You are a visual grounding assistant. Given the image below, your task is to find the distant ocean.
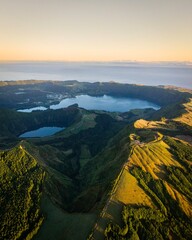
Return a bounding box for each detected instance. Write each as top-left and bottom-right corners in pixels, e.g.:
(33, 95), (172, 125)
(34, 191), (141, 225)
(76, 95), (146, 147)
(0, 61), (191, 89)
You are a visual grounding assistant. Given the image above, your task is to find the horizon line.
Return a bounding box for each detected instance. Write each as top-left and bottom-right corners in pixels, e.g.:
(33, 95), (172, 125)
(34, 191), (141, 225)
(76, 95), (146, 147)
(0, 60), (192, 63)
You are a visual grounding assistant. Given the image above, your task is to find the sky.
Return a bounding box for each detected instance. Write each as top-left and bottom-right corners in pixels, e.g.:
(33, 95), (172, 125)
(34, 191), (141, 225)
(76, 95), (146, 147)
(0, 0), (192, 62)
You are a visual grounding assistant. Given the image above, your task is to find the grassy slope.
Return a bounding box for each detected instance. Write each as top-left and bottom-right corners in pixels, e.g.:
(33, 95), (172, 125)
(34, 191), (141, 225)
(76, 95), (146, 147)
(126, 138), (191, 216)
(114, 169), (153, 207)
(100, 124), (192, 240)
(174, 98), (192, 126)
(0, 144), (45, 240)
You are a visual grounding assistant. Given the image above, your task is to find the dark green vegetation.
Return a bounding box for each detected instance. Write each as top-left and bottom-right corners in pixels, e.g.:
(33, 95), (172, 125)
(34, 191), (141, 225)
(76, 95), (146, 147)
(0, 80), (191, 112)
(165, 137), (192, 163)
(0, 145), (45, 240)
(0, 105), (80, 138)
(0, 80), (191, 240)
(33, 112), (128, 212)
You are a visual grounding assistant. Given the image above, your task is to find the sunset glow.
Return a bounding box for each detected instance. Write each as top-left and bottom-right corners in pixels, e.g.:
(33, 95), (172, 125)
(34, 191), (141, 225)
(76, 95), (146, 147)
(0, 0), (192, 62)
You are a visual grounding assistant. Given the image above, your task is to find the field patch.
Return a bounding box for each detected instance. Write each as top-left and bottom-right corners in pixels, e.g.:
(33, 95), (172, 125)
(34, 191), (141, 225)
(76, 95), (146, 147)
(113, 169), (153, 207)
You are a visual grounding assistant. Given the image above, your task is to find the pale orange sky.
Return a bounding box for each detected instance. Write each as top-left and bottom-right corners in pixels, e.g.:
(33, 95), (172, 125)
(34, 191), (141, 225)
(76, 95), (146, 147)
(0, 0), (192, 62)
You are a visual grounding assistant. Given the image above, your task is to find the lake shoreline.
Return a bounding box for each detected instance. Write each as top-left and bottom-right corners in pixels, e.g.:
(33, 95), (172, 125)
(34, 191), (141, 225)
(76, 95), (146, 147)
(17, 94), (160, 113)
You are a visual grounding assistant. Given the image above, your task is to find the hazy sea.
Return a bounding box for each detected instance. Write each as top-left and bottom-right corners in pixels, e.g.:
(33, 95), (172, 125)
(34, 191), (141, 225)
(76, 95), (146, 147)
(0, 61), (191, 89)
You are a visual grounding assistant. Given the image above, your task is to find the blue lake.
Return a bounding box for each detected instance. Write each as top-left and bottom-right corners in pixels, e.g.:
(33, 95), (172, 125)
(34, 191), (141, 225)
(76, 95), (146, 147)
(18, 95), (160, 113)
(19, 127), (64, 138)
(50, 95), (160, 112)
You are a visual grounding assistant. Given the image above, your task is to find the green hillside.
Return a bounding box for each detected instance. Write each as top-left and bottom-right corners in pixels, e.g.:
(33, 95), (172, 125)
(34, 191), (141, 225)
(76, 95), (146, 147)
(0, 81), (191, 240)
(0, 145), (45, 240)
(102, 134), (192, 240)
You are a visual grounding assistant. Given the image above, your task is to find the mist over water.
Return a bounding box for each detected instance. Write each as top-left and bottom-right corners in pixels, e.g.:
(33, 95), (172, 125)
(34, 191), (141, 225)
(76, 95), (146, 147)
(0, 61), (191, 88)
